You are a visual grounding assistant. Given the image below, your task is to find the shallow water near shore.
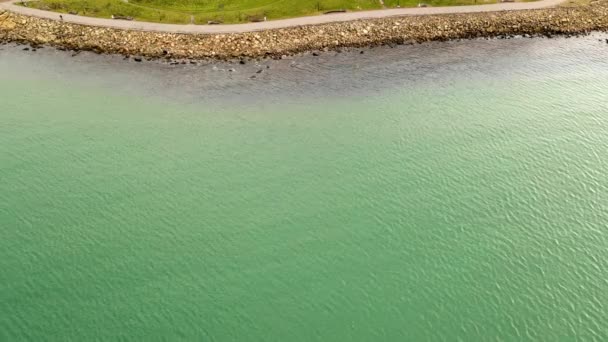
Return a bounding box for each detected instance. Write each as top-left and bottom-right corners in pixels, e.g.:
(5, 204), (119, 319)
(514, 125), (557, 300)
(2, 35), (608, 340)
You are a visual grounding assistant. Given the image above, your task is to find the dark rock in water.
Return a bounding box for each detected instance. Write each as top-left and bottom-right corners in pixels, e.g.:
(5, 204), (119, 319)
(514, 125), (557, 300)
(312, 52), (319, 56)
(23, 47), (29, 51)
(266, 65), (270, 69)
(239, 60), (246, 64)
(256, 69), (263, 73)
(228, 68), (235, 72)
(360, 50), (364, 54)
(250, 75), (256, 79)
(32, 48), (36, 52)
(605, 39), (608, 43)
(134, 57), (142, 62)
(190, 60), (197, 64)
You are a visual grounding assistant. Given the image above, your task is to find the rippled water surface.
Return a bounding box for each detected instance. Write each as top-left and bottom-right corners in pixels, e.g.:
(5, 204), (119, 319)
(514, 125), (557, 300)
(2, 35), (608, 340)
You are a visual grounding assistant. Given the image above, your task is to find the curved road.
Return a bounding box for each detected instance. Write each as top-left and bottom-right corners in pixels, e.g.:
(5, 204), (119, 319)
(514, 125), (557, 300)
(0, 0), (566, 33)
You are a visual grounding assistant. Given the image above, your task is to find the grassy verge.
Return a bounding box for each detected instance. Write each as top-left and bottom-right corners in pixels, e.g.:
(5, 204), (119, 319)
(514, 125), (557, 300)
(21, 0), (532, 24)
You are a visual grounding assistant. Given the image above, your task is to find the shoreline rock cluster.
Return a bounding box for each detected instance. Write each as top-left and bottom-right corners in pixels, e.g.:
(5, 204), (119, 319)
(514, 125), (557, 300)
(1, 1), (608, 60)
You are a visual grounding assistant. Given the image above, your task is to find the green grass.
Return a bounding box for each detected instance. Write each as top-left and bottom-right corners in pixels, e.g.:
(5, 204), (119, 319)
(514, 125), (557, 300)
(23, 0), (523, 24)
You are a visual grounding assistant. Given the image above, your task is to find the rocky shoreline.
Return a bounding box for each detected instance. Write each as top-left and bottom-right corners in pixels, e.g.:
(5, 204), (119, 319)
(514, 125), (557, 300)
(1, 1), (608, 60)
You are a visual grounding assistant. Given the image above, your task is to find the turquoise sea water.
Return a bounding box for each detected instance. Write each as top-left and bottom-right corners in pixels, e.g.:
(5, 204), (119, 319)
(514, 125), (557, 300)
(1, 36), (608, 340)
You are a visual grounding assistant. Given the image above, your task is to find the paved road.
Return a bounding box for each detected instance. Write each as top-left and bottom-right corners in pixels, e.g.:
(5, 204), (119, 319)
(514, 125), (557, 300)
(0, 0), (566, 34)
